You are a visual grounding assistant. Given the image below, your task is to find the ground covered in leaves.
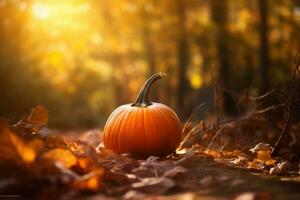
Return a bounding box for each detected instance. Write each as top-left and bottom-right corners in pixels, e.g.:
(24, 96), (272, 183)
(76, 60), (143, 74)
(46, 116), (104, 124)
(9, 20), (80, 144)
(1, 104), (300, 200)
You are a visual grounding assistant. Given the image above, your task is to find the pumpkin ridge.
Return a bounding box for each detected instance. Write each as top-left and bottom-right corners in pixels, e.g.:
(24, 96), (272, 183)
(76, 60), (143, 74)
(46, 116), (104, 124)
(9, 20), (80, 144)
(141, 108), (146, 156)
(126, 108), (137, 154)
(129, 107), (141, 155)
(135, 108), (144, 156)
(155, 106), (178, 152)
(106, 108), (121, 150)
(145, 107), (158, 155)
(115, 107), (131, 153)
(152, 106), (171, 154)
(103, 106), (124, 146)
(104, 107), (124, 149)
(156, 103), (182, 138)
(167, 107), (182, 149)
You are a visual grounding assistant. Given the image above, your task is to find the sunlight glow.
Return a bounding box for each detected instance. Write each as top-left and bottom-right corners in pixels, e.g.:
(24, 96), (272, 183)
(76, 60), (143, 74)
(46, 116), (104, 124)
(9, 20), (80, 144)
(32, 3), (49, 20)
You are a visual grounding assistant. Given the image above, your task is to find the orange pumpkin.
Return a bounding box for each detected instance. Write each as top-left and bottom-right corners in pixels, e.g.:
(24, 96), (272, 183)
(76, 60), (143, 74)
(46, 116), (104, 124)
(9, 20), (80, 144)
(103, 72), (182, 158)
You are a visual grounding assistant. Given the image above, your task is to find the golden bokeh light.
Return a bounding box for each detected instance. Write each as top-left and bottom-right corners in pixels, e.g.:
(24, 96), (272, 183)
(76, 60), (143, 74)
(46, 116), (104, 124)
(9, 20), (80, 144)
(32, 3), (49, 20)
(2, 0), (297, 128)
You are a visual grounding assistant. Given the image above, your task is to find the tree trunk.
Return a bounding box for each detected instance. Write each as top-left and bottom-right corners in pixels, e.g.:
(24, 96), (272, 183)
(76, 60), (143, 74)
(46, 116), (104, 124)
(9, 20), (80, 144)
(177, 0), (189, 117)
(211, 0), (236, 115)
(258, 0), (270, 93)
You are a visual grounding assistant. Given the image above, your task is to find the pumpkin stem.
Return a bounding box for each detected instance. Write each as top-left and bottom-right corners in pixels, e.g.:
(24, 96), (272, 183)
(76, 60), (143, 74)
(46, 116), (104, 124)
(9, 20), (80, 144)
(132, 72), (166, 107)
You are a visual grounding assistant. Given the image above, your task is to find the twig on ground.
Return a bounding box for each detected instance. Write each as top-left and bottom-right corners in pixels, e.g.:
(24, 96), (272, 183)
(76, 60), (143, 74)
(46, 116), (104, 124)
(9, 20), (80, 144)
(247, 88), (277, 101)
(207, 127), (225, 149)
(179, 103), (206, 149)
(178, 121), (204, 150)
(272, 53), (300, 156)
(250, 103), (286, 116)
(271, 112), (292, 156)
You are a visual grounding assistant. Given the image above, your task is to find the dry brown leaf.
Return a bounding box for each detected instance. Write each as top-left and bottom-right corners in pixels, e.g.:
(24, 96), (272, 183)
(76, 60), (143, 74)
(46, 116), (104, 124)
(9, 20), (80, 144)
(204, 148), (220, 159)
(72, 168), (104, 191)
(133, 156), (176, 177)
(264, 159), (276, 166)
(257, 150), (271, 161)
(26, 105), (49, 125)
(269, 161), (289, 175)
(43, 148), (77, 168)
(162, 166), (188, 179)
(231, 156), (249, 166)
(74, 157), (96, 174)
(247, 159), (265, 170)
(43, 134), (68, 149)
(250, 143), (272, 161)
(54, 161), (79, 182)
(132, 177), (175, 194)
(0, 122), (36, 165)
(97, 147), (139, 175)
(14, 105), (49, 134)
(249, 143), (277, 168)
(28, 138), (45, 153)
(199, 176), (218, 187)
(79, 129), (102, 149)
(222, 150), (241, 158)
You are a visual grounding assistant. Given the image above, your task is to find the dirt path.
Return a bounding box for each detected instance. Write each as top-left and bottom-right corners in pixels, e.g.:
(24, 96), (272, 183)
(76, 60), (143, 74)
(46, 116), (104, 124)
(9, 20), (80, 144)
(174, 157), (300, 200)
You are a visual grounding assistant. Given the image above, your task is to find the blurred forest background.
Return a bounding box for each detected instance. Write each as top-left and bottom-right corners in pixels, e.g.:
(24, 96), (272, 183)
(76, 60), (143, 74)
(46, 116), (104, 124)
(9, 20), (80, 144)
(0, 0), (300, 128)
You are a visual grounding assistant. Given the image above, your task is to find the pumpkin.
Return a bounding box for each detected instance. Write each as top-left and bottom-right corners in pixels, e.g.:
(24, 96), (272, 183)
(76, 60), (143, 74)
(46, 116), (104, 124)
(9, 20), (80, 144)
(103, 72), (182, 158)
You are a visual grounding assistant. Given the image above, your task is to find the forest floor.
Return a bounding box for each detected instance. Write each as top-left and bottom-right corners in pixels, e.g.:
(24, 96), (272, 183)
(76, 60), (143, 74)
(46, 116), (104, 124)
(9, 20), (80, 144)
(1, 105), (300, 200)
(173, 156), (300, 200)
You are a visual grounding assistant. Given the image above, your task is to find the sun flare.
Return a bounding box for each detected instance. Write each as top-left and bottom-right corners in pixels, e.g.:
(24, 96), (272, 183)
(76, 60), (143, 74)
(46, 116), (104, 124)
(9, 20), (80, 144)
(32, 3), (49, 20)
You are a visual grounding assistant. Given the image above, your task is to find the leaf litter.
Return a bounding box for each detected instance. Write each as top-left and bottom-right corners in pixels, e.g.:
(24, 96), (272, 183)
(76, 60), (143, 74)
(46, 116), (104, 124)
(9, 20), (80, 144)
(1, 103), (300, 200)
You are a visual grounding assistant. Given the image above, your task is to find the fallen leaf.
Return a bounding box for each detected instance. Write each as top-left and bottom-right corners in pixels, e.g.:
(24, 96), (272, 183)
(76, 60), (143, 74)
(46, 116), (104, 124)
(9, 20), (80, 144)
(250, 143), (271, 152)
(269, 161), (289, 175)
(199, 176), (218, 187)
(72, 168), (104, 191)
(249, 143), (276, 167)
(133, 157), (175, 177)
(163, 166), (188, 179)
(222, 150), (241, 158)
(256, 150), (271, 161)
(247, 159), (265, 170)
(264, 159), (276, 166)
(250, 143), (272, 161)
(231, 156), (249, 166)
(0, 122), (36, 165)
(204, 148), (220, 159)
(43, 148), (77, 168)
(13, 105), (48, 134)
(73, 157), (96, 174)
(54, 161), (79, 183)
(132, 177), (175, 194)
(26, 105), (49, 125)
(79, 129), (102, 149)
(175, 149), (197, 165)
